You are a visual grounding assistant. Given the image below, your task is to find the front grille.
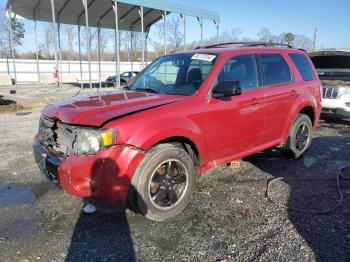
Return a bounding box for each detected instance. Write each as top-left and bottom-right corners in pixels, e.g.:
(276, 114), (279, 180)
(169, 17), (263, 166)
(39, 116), (73, 155)
(322, 86), (339, 99)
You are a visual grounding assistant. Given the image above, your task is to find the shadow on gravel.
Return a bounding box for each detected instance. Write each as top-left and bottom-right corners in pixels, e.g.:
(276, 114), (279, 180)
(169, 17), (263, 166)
(321, 116), (350, 126)
(246, 136), (350, 262)
(65, 211), (135, 261)
(65, 158), (142, 261)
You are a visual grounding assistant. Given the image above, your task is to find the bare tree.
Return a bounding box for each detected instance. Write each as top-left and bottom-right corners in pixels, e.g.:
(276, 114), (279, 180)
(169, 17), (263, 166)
(64, 25), (75, 60)
(149, 22), (164, 58)
(293, 34), (313, 50)
(167, 16), (183, 51)
(120, 30), (131, 61)
(99, 29), (110, 60)
(257, 27), (273, 42)
(82, 26), (97, 60)
(230, 28), (243, 41)
(43, 25), (53, 59)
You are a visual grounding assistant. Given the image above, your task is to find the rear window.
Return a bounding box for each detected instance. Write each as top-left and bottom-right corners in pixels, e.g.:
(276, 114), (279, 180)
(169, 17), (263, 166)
(260, 54), (292, 86)
(289, 53), (315, 81)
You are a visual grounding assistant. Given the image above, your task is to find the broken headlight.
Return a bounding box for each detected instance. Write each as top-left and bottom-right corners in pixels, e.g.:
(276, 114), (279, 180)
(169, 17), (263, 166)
(72, 128), (117, 155)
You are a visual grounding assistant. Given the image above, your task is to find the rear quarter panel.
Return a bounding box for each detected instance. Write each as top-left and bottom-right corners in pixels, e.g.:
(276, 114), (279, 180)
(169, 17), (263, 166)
(280, 50), (322, 141)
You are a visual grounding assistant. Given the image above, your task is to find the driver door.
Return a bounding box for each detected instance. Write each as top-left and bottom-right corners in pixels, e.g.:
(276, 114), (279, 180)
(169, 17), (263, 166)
(205, 54), (266, 162)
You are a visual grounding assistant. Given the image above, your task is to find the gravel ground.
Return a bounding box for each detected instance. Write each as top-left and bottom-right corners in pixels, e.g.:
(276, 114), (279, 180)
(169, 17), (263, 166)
(0, 85), (350, 261)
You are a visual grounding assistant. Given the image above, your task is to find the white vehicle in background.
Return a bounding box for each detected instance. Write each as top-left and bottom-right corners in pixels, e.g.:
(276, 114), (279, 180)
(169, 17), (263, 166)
(309, 49), (350, 120)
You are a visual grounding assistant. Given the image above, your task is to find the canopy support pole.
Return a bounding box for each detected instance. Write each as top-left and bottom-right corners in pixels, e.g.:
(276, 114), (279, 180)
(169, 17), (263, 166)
(113, 1), (120, 88)
(139, 7), (144, 69)
(214, 20), (219, 42)
(197, 17), (203, 47)
(162, 11), (167, 55)
(130, 30), (133, 72)
(49, 0), (60, 87)
(33, 18), (40, 85)
(181, 14), (186, 50)
(8, 5), (17, 89)
(145, 29), (149, 64)
(82, 0), (92, 89)
(77, 24), (83, 89)
(97, 23), (101, 89)
(57, 22), (63, 87)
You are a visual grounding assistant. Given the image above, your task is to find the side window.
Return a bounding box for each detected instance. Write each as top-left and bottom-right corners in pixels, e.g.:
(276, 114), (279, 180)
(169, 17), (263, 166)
(218, 55), (258, 90)
(289, 53), (315, 81)
(260, 54), (292, 86)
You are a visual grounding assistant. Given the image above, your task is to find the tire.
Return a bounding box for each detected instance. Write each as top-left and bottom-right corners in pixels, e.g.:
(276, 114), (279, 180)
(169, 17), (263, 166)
(283, 113), (313, 159)
(128, 143), (196, 221)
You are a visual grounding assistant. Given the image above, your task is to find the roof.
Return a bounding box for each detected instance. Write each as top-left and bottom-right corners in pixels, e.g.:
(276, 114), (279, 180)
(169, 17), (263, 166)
(6, 0), (220, 31)
(173, 47), (306, 57)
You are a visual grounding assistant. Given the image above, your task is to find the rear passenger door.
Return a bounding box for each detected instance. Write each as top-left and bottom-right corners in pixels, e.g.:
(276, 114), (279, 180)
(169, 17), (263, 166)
(259, 53), (300, 143)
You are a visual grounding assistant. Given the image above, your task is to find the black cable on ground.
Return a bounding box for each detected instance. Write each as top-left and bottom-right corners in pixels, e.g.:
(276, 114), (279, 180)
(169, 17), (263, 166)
(265, 166), (350, 214)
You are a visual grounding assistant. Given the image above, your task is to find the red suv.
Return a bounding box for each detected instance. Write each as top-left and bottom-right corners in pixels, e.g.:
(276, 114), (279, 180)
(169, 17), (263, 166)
(33, 43), (322, 221)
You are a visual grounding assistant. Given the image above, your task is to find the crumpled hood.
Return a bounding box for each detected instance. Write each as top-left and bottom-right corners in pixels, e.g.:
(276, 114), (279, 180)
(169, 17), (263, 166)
(42, 90), (184, 126)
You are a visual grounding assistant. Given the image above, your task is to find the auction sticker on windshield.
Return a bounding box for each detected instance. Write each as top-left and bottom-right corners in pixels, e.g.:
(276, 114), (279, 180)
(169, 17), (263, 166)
(191, 54), (216, 62)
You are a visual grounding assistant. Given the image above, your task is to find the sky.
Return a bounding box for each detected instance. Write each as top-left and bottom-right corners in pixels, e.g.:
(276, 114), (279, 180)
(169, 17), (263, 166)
(1, 0), (349, 53)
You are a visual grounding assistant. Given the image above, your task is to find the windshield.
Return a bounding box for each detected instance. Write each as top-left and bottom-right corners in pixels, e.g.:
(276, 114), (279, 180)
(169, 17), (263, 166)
(129, 53), (218, 96)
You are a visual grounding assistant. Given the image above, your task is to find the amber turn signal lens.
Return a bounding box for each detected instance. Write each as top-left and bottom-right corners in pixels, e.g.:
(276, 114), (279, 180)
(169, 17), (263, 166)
(101, 129), (117, 147)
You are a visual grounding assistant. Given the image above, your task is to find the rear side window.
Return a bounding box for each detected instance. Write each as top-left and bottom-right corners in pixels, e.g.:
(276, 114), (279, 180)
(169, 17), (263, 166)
(289, 53), (315, 81)
(218, 55), (258, 90)
(260, 54), (292, 86)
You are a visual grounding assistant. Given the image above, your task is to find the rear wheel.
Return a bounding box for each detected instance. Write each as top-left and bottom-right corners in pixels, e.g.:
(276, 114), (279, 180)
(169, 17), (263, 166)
(283, 113), (313, 159)
(128, 143), (195, 221)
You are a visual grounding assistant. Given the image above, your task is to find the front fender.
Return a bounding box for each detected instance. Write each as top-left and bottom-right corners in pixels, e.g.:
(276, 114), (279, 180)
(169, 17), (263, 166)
(128, 117), (207, 165)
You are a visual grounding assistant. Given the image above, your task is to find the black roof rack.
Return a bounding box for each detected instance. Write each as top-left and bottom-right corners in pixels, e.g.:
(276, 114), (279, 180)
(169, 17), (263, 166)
(194, 41), (293, 50)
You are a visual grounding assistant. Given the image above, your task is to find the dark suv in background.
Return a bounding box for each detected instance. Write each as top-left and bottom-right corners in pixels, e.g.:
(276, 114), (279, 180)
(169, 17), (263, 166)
(105, 71), (139, 86)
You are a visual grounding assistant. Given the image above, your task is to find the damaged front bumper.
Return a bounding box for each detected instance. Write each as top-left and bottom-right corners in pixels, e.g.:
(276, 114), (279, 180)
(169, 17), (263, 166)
(33, 141), (62, 182)
(32, 138), (145, 206)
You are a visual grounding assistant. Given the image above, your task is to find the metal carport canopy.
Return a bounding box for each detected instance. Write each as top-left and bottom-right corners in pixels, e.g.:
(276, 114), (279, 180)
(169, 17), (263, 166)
(5, 0), (220, 90)
(6, 0), (220, 30)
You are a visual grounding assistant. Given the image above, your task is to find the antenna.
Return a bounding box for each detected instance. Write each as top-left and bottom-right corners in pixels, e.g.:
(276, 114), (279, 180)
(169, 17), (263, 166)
(313, 27), (318, 51)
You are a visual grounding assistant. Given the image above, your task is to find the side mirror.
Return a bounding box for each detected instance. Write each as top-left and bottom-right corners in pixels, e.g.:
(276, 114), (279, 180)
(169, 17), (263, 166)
(212, 81), (242, 98)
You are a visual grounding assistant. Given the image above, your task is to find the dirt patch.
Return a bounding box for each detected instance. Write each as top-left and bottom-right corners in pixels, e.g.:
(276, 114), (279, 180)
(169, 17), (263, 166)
(0, 96), (24, 113)
(0, 103), (24, 113)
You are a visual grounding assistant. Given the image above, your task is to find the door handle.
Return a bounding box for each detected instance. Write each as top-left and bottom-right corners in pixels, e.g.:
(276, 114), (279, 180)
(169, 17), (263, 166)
(250, 98), (259, 106)
(250, 98), (260, 111)
(289, 90), (298, 96)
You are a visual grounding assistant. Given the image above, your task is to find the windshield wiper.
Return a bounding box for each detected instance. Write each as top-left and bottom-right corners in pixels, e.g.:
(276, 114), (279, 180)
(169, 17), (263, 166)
(135, 87), (161, 94)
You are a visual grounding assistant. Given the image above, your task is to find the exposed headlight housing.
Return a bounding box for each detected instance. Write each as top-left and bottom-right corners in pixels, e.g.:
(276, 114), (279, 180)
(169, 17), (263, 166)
(73, 128), (117, 155)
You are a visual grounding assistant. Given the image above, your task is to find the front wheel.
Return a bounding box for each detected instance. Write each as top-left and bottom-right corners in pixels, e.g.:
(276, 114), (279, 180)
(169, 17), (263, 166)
(128, 143), (195, 221)
(283, 113), (313, 159)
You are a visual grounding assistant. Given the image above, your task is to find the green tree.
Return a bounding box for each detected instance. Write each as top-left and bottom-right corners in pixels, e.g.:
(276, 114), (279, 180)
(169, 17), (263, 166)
(0, 8), (25, 56)
(284, 32), (295, 46)
(8, 17), (25, 47)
